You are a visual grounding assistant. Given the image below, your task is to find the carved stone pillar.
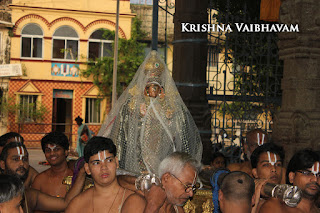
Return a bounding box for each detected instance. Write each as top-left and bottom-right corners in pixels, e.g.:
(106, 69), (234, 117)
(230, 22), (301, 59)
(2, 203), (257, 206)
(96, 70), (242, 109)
(173, 0), (212, 164)
(273, 0), (320, 163)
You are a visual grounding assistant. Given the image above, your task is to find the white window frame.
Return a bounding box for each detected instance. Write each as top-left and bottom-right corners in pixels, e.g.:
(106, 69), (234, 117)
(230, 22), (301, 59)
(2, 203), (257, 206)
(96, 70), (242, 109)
(85, 98), (101, 124)
(19, 95), (38, 122)
(20, 24), (44, 59)
(88, 38), (113, 59)
(52, 26), (79, 61)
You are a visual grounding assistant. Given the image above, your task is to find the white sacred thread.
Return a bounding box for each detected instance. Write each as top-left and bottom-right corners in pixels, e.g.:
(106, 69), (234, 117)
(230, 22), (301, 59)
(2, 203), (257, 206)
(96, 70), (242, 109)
(192, 172), (197, 186)
(47, 144), (57, 152)
(311, 162), (320, 177)
(16, 146), (25, 161)
(267, 151), (277, 166)
(97, 150), (107, 162)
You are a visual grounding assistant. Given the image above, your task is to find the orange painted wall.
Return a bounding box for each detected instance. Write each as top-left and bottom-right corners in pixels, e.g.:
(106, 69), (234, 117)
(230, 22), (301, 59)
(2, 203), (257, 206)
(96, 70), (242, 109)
(7, 79), (103, 149)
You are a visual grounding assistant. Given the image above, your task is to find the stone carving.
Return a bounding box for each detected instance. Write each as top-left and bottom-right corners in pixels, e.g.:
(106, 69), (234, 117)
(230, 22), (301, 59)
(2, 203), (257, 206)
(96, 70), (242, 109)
(291, 112), (310, 143)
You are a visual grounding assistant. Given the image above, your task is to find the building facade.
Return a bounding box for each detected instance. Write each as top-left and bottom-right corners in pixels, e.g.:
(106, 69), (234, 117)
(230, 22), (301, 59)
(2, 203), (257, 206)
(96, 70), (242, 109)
(7, 0), (134, 149)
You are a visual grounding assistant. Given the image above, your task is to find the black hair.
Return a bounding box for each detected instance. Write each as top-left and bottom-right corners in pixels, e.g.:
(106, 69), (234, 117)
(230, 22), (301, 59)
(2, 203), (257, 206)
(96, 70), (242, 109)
(0, 174), (24, 203)
(0, 142), (28, 162)
(84, 136), (116, 163)
(220, 171), (255, 203)
(251, 142), (285, 168)
(210, 152), (226, 164)
(41, 131), (69, 153)
(286, 149), (320, 184)
(0, 132), (24, 147)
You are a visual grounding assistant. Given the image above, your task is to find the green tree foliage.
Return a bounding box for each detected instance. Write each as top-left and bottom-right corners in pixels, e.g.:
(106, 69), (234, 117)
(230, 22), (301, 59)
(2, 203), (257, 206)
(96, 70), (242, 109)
(0, 96), (47, 125)
(81, 17), (147, 97)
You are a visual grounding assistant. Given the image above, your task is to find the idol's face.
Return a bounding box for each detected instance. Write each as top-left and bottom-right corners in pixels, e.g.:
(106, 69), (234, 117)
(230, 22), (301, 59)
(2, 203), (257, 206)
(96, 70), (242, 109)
(146, 84), (161, 98)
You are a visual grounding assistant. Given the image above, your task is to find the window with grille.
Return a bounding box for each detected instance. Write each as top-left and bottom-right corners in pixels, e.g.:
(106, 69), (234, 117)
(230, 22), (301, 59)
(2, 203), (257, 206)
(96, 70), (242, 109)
(19, 95), (37, 122)
(85, 98), (101, 123)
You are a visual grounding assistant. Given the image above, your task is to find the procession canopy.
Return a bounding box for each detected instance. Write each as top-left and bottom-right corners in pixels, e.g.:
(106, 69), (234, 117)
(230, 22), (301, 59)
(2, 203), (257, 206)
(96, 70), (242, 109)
(98, 50), (203, 175)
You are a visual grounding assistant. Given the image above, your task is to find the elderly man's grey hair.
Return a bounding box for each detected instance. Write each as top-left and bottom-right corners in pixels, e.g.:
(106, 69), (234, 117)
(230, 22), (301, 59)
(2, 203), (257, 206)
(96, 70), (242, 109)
(158, 152), (201, 178)
(0, 174), (24, 203)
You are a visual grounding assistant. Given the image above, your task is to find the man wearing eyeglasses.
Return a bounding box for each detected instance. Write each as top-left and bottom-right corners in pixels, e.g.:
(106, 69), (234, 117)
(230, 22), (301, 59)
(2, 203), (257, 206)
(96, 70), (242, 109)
(259, 149), (320, 213)
(121, 152), (201, 213)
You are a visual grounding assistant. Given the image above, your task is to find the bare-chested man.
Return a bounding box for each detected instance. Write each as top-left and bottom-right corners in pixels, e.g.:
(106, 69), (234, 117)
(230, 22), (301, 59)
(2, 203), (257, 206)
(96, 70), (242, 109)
(121, 152), (201, 213)
(218, 171), (255, 213)
(259, 149), (320, 213)
(32, 132), (74, 212)
(0, 132), (38, 188)
(0, 142), (85, 213)
(250, 143), (284, 212)
(228, 129), (268, 176)
(66, 136), (134, 213)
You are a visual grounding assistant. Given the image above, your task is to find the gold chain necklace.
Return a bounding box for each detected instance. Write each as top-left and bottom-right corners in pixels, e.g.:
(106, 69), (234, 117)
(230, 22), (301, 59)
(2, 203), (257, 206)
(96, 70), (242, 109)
(92, 186), (121, 213)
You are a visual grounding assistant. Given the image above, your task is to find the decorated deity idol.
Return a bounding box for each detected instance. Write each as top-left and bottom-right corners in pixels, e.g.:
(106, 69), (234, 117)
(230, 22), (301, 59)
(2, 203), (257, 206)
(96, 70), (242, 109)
(98, 51), (203, 175)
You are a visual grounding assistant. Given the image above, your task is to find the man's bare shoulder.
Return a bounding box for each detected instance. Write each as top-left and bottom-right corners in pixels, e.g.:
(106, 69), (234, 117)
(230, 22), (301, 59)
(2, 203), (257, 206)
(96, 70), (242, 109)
(121, 192), (146, 213)
(24, 166), (39, 188)
(227, 162), (242, 171)
(32, 169), (50, 186)
(125, 193), (146, 204)
(65, 188), (92, 212)
(259, 198), (283, 213)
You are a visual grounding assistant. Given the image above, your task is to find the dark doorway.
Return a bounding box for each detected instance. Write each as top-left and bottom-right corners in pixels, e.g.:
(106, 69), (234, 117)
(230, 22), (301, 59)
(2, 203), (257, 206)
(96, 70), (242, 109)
(52, 90), (73, 138)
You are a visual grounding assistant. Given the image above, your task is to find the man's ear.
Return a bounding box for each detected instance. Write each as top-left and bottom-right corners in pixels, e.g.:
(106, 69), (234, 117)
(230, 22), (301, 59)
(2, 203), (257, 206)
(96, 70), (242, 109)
(288, 172), (295, 184)
(161, 173), (171, 185)
(252, 168), (258, 179)
(251, 194), (256, 207)
(84, 163), (91, 175)
(115, 157), (119, 169)
(0, 160), (5, 171)
(218, 189), (224, 202)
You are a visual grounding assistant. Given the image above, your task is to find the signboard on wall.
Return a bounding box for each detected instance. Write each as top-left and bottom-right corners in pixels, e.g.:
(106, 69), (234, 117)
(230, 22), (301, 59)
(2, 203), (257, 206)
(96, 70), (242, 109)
(51, 63), (79, 77)
(0, 64), (22, 77)
(53, 90), (73, 99)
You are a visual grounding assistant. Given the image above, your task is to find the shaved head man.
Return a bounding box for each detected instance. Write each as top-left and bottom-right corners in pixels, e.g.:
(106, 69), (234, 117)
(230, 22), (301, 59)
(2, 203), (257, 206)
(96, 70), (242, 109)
(218, 171), (255, 213)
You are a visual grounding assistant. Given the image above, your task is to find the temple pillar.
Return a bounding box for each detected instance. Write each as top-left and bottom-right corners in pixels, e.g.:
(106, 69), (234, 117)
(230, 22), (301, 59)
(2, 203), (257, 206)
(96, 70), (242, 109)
(273, 0), (320, 163)
(173, 0), (212, 164)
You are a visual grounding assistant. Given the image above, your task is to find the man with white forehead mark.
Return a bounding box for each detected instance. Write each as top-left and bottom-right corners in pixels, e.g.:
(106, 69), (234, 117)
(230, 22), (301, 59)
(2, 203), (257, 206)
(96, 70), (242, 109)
(66, 136), (134, 213)
(260, 149), (320, 213)
(228, 129), (270, 177)
(0, 132), (39, 188)
(0, 142), (85, 213)
(32, 131), (74, 213)
(250, 143), (285, 213)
